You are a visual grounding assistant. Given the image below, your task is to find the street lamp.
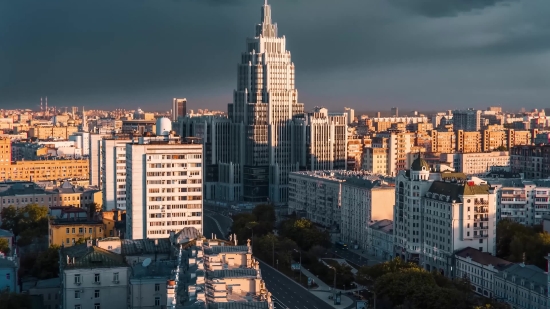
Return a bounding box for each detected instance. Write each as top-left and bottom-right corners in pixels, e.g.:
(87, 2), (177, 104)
(327, 265), (337, 296)
(293, 249), (302, 283)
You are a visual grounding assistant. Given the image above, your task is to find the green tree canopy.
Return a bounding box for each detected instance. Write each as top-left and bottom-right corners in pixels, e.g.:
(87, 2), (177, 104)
(0, 238), (10, 255)
(0, 291), (31, 308)
(1, 204), (49, 247)
(279, 218), (331, 250)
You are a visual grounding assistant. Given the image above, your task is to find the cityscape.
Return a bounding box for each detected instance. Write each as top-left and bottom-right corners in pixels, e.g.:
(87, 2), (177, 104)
(1, 1), (550, 309)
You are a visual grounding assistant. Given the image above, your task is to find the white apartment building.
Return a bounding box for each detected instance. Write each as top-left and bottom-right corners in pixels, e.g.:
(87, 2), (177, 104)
(125, 133), (203, 240)
(288, 170), (394, 239)
(394, 158), (498, 276)
(69, 132), (91, 157)
(367, 220), (394, 262)
(481, 178), (550, 225)
(89, 133), (109, 187)
(297, 107), (348, 171)
(455, 247), (512, 298)
(373, 132), (414, 176)
(60, 242), (129, 309)
(439, 151), (510, 175)
(288, 171), (344, 230)
(341, 177), (394, 250)
(102, 137), (131, 211)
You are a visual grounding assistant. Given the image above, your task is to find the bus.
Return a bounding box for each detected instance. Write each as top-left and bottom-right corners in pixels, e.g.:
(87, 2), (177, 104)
(335, 241), (348, 250)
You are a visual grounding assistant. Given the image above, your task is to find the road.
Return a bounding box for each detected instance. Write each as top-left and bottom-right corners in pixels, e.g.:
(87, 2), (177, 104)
(203, 210), (233, 240)
(260, 262), (336, 309)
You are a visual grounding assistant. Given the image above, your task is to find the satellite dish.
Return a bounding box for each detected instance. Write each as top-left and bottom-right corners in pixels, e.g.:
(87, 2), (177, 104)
(142, 258), (152, 267)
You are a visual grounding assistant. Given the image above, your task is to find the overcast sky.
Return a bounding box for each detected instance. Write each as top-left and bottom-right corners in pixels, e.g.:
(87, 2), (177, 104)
(1, 0), (549, 113)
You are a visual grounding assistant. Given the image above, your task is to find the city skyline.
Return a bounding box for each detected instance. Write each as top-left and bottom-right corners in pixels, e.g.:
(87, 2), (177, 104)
(1, 0), (550, 111)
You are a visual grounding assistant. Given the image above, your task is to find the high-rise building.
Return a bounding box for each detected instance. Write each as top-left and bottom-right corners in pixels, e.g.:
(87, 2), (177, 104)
(391, 107), (399, 117)
(453, 109), (481, 131)
(221, 1), (305, 204)
(102, 136), (132, 211)
(125, 128), (203, 240)
(172, 98), (187, 121)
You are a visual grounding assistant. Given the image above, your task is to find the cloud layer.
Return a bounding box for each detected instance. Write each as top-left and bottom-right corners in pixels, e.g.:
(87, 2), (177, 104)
(0, 0), (548, 112)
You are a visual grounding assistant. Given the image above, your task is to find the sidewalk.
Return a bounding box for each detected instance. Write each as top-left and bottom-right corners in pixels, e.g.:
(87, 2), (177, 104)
(300, 267), (356, 309)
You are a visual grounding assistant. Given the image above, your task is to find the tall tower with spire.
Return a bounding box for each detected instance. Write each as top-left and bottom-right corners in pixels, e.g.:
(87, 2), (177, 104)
(223, 0), (304, 204)
(81, 106), (88, 132)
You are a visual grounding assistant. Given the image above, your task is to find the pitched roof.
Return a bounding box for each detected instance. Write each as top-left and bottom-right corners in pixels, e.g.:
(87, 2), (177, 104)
(411, 157), (430, 171)
(496, 263), (547, 290)
(0, 229), (14, 238)
(61, 244), (127, 269)
(121, 238), (171, 256)
(455, 247), (512, 270)
(427, 181), (491, 202)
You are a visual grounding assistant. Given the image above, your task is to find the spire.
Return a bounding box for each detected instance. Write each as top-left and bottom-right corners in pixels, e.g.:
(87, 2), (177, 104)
(257, 0), (277, 38)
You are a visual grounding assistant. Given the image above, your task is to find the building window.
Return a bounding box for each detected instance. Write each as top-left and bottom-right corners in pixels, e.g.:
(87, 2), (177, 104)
(66, 228), (70, 233)
(89, 228), (93, 233)
(75, 306), (81, 309)
(79, 228), (83, 233)
(94, 273), (100, 283)
(94, 304), (100, 309)
(95, 290), (100, 298)
(155, 297), (161, 306)
(74, 274), (81, 284)
(75, 290), (80, 299)
(113, 272), (119, 282)
(72, 228), (76, 233)
(66, 238), (70, 244)
(155, 283), (160, 291)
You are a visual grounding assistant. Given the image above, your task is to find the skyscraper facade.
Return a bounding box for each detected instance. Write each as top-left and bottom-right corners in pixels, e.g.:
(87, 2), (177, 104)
(172, 98), (187, 121)
(222, 1), (305, 204)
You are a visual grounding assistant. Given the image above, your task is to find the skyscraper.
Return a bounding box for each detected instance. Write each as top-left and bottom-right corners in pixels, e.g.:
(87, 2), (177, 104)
(222, 1), (304, 204)
(172, 98), (187, 121)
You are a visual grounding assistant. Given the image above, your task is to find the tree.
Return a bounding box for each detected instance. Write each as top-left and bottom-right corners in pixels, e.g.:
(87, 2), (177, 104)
(357, 258), (421, 282)
(0, 238), (10, 255)
(279, 218), (331, 250)
(495, 145), (508, 151)
(33, 245), (60, 279)
(88, 202), (101, 218)
(0, 291), (31, 308)
(1, 204), (49, 240)
(230, 213), (257, 245)
(252, 204), (276, 223)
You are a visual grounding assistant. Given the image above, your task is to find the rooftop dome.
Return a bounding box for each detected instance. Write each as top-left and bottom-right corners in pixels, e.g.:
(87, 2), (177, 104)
(411, 156), (430, 171)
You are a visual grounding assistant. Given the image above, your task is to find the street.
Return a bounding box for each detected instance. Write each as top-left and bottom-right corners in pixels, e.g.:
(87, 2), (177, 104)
(260, 262), (337, 309)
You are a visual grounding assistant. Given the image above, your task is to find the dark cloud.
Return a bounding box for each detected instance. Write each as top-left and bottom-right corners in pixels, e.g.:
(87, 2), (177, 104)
(0, 0), (548, 112)
(390, 0), (517, 17)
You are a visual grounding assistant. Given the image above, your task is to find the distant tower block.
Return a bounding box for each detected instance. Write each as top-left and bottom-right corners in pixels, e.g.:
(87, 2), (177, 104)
(172, 98), (187, 121)
(391, 107), (399, 117)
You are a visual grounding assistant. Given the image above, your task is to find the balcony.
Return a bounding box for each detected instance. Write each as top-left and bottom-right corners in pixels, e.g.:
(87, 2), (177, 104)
(474, 207), (489, 213)
(473, 217), (489, 222)
(474, 226), (489, 230)
(474, 200), (489, 206)
(474, 234), (488, 238)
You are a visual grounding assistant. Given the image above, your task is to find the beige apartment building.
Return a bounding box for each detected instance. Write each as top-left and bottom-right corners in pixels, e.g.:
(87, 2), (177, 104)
(28, 125), (78, 140)
(430, 131), (456, 153)
(457, 130), (482, 153)
(363, 147), (389, 175)
(0, 138), (89, 182)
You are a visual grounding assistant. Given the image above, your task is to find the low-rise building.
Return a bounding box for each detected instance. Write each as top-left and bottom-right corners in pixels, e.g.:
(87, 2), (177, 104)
(0, 257), (17, 292)
(367, 220), (394, 261)
(60, 242), (129, 309)
(455, 247), (512, 298)
(27, 277), (62, 309)
(49, 218), (106, 247)
(494, 263), (548, 309)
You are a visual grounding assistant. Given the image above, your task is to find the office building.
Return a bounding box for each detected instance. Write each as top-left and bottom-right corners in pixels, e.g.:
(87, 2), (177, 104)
(391, 107), (399, 117)
(220, 1), (305, 204)
(172, 98), (187, 121)
(125, 122), (203, 240)
(453, 109), (481, 131)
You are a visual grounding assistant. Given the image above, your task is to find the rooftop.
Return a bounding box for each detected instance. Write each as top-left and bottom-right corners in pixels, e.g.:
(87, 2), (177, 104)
(496, 263), (547, 290)
(206, 269), (257, 279)
(427, 182), (491, 202)
(0, 257), (17, 268)
(455, 247), (512, 270)
(369, 219), (393, 234)
(290, 170), (394, 186)
(61, 244), (127, 269)
(0, 181), (52, 197)
(204, 245), (248, 255)
(131, 260), (178, 279)
(0, 229), (14, 238)
(121, 238), (171, 255)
